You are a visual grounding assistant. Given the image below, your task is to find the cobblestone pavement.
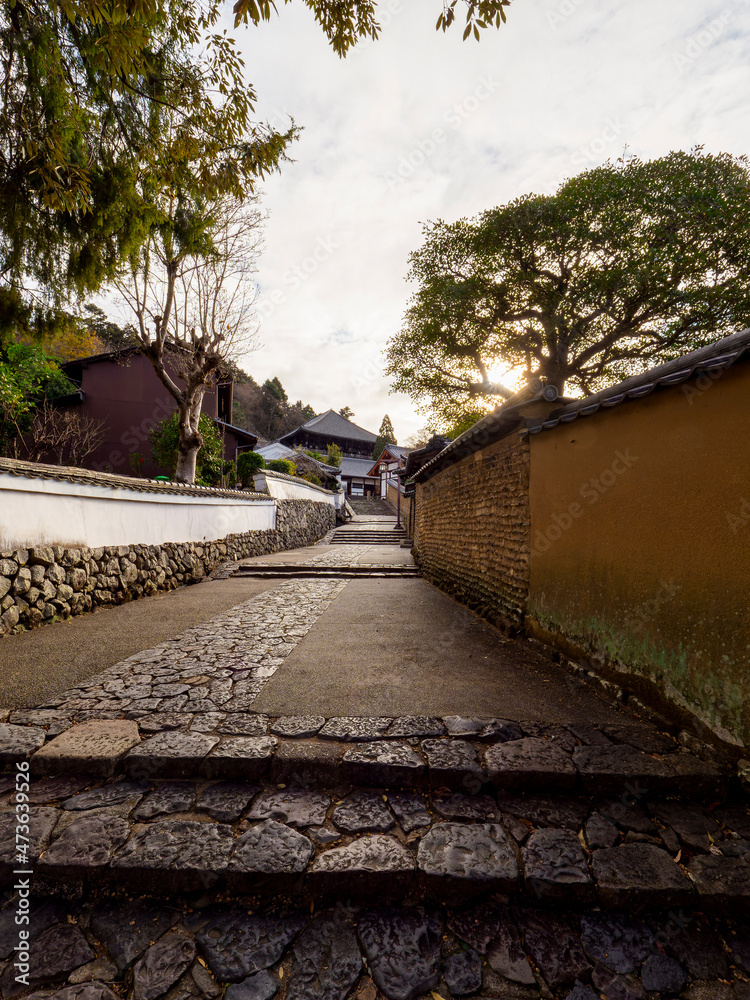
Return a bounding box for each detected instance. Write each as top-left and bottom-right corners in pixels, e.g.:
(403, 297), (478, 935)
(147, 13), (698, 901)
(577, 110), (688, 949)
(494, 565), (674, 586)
(30, 578), (348, 720)
(0, 568), (749, 1000)
(241, 545), (380, 568)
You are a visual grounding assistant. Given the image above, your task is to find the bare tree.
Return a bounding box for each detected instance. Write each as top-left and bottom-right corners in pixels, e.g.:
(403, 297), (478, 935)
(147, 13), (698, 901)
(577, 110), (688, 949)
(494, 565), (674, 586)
(18, 403), (107, 466)
(115, 195), (263, 483)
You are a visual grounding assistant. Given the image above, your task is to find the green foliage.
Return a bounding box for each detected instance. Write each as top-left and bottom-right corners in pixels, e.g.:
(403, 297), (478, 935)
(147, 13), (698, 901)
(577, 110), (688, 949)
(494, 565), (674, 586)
(267, 458), (295, 475)
(237, 450), (265, 485)
(82, 305), (138, 351)
(232, 374), (316, 440)
(386, 149), (750, 426)
(263, 377), (287, 403)
(234, 1), (511, 58)
(325, 442), (342, 467)
(339, 406), (354, 419)
(0, 0), (296, 328)
(149, 412), (223, 483)
(302, 472), (322, 485)
(446, 410), (485, 438)
(0, 341), (74, 451)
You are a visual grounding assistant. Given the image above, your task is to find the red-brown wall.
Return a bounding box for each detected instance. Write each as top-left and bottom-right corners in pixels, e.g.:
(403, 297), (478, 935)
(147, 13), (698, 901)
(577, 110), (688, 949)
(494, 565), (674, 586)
(63, 354), (227, 477)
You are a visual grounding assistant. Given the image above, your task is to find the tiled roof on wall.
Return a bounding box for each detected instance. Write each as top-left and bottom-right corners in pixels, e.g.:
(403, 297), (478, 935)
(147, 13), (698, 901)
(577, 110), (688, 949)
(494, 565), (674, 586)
(525, 328), (750, 436)
(0, 457), (267, 500)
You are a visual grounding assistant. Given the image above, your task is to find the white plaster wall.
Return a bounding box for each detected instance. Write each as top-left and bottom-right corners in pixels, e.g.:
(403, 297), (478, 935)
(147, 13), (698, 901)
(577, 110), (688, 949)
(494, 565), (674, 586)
(0, 473), (277, 550)
(253, 471), (337, 505)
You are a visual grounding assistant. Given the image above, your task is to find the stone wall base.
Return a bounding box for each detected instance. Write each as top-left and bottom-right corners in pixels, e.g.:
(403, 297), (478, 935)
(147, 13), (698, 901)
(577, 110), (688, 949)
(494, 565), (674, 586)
(0, 499), (335, 638)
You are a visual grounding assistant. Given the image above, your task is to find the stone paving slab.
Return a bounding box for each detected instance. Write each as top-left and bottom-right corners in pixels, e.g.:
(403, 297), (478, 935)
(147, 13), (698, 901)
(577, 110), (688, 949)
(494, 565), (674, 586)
(1, 892), (749, 1000)
(3, 762), (748, 908)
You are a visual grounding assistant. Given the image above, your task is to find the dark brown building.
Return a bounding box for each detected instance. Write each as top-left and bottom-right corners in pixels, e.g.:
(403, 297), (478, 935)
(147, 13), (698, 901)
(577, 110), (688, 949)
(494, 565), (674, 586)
(60, 348), (257, 478)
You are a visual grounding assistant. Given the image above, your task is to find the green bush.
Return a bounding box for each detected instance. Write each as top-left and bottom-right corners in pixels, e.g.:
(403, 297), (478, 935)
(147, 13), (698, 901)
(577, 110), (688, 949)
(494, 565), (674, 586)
(267, 458), (295, 475)
(149, 412), (223, 484)
(302, 472), (322, 485)
(325, 442), (342, 467)
(237, 450), (265, 486)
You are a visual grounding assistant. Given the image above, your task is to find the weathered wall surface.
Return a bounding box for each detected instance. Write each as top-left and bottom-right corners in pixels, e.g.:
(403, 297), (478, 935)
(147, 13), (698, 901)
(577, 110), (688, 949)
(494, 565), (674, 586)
(527, 364), (750, 746)
(414, 434), (530, 629)
(0, 498), (335, 638)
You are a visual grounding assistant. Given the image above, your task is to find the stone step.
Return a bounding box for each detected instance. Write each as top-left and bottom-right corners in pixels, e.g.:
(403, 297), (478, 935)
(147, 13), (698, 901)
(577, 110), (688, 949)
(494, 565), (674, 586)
(4, 768), (750, 913)
(2, 715), (735, 797)
(3, 889), (749, 1000)
(329, 539), (409, 545)
(329, 537), (407, 541)
(234, 566), (419, 578)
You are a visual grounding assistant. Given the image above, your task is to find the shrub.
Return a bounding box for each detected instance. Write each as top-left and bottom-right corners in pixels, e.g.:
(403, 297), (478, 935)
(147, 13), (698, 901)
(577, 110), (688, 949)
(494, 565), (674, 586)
(150, 412), (223, 484)
(326, 442), (342, 466)
(237, 450), (265, 486)
(267, 458), (295, 475)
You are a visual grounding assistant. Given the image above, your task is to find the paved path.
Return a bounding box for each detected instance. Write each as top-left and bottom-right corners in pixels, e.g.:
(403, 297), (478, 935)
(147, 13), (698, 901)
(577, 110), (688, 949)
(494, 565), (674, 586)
(1, 535), (623, 725)
(0, 523), (748, 1000)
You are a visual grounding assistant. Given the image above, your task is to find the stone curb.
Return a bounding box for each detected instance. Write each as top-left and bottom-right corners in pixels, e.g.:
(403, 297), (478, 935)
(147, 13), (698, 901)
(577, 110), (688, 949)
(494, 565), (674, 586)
(3, 718), (730, 801)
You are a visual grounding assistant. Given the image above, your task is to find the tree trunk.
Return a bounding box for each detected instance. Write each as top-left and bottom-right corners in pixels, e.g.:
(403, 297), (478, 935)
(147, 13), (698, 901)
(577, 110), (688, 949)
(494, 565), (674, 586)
(174, 394), (204, 484)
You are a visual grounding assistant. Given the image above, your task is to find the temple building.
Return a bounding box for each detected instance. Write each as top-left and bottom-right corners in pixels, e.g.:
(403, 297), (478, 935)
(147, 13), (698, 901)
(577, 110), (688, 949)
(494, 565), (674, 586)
(277, 409), (379, 495)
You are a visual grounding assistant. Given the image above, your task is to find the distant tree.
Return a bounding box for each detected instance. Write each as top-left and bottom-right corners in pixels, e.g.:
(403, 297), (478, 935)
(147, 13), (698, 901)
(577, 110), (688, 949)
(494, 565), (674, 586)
(339, 406), (355, 420)
(403, 427), (434, 449)
(27, 324), (106, 364)
(386, 150), (750, 426)
(267, 458), (295, 475)
(372, 414), (397, 459)
(264, 377), (288, 402)
(82, 306), (138, 352)
(299, 403), (316, 420)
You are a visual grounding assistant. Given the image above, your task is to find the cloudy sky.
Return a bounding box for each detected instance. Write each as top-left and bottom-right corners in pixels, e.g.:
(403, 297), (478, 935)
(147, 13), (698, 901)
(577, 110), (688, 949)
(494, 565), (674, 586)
(223, 0), (750, 442)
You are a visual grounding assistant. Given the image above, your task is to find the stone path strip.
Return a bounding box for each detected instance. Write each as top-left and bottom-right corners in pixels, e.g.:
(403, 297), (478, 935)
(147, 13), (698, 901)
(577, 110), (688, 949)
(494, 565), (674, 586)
(17, 578), (348, 719)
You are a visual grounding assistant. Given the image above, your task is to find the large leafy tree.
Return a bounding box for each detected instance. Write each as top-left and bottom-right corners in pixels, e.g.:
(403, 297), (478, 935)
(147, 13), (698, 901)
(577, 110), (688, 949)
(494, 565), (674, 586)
(0, 0), (510, 329)
(386, 150), (750, 424)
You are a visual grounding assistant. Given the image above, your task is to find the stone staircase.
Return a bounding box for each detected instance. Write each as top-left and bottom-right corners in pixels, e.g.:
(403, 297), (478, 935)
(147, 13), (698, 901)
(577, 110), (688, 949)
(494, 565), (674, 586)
(347, 498), (394, 516)
(1, 711), (749, 1000)
(329, 525), (408, 546)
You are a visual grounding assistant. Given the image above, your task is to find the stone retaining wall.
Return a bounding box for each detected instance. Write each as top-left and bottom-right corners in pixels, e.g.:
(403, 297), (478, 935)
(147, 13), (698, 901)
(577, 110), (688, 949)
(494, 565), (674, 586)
(0, 499), (335, 638)
(413, 433), (531, 630)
